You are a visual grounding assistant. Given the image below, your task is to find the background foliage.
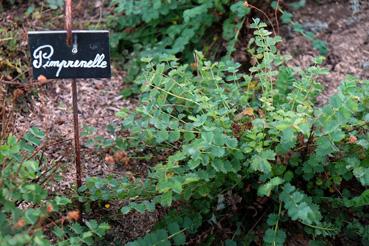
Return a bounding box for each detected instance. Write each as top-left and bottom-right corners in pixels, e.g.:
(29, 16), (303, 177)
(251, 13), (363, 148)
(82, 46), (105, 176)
(108, 0), (253, 84)
(108, 0), (327, 97)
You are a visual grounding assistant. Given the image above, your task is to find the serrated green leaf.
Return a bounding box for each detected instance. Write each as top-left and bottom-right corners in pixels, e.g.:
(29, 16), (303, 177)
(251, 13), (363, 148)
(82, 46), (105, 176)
(121, 206), (131, 215)
(263, 228), (286, 246)
(169, 131), (181, 142)
(279, 184), (322, 225)
(55, 196), (72, 206)
(25, 208), (41, 225)
(201, 132), (214, 144)
(353, 167), (369, 186)
(188, 159), (201, 170)
(344, 189), (369, 207)
(156, 130), (169, 143)
(210, 146), (225, 157)
(160, 192), (173, 207)
(250, 150), (275, 174)
(266, 213), (279, 226)
(230, 1), (250, 18)
(258, 177), (284, 197)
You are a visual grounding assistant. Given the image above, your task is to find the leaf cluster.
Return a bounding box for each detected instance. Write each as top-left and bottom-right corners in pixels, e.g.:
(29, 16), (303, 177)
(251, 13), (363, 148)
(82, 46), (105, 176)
(0, 130), (109, 246)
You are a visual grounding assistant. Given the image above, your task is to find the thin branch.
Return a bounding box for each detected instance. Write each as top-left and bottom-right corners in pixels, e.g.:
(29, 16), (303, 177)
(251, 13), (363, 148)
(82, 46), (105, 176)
(245, 2), (277, 36)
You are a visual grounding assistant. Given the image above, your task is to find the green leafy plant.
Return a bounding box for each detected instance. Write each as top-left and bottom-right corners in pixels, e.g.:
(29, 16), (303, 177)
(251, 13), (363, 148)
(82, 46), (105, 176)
(46, 0), (64, 10)
(0, 130), (110, 245)
(80, 19), (369, 244)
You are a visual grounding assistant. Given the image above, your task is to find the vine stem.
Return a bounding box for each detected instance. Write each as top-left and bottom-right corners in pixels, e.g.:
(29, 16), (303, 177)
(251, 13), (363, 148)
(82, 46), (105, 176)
(151, 85), (200, 105)
(274, 0), (281, 34)
(273, 202), (283, 246)
(245, 2), (276, 36)
(301, 222), (337, 231)
(153, 228), (187, 246)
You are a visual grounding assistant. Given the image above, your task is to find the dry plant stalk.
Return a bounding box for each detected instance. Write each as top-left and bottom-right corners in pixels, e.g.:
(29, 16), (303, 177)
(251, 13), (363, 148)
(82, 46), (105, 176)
(0, 84), (15, 142)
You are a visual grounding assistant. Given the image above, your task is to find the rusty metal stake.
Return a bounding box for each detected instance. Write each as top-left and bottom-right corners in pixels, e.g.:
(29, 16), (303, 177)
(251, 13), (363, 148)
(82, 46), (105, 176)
(65, 0), (83, 215)
(65, 0), (73, 46)
(65, 0), (82, 189)
(71, 78), (82, 190)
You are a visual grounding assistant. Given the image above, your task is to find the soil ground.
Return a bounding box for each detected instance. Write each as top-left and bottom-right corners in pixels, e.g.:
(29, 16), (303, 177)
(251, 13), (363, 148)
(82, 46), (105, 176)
(2, 0), (369, 244)
(282, 0), (369, 104)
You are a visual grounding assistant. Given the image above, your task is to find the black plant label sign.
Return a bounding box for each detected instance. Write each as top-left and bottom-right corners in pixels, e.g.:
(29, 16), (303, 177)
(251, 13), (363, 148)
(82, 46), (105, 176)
(28, 30), (111, 79)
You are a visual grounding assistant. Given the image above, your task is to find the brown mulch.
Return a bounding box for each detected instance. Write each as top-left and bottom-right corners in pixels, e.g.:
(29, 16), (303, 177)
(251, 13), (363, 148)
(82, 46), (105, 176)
(14, 72), (133, 190)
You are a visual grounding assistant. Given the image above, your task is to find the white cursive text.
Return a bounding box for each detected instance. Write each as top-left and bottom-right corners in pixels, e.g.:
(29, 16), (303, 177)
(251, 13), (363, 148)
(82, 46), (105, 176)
(32, 45), (108, 77)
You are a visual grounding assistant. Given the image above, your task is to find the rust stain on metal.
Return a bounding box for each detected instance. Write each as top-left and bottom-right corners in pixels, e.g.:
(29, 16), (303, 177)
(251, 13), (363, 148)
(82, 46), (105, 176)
(65, 0), (73, 46)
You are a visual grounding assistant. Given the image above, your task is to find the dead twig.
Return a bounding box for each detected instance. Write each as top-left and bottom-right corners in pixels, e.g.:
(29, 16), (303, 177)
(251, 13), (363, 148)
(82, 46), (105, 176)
(274, 0), (281, 35)
(0, 79), (54, 89)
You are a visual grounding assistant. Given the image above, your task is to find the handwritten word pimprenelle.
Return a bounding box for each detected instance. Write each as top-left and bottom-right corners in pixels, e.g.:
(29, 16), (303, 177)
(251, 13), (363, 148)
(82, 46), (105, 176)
(32, 45), (107, 77)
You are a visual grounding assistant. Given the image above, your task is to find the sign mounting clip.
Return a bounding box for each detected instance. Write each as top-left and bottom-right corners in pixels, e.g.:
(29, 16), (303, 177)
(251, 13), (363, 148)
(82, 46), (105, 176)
(72, 34), (78, 54)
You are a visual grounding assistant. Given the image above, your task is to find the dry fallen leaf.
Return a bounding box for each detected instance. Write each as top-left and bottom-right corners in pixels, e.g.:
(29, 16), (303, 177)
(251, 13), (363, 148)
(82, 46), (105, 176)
(114, 151), (129, 166)
(13, 89), (24, 100)
(37, 74), (48, 83)
(14, 218), (26, 229)
(66, 210), (80, 221)
(348, 135), (357, 144)
(47, 204), (53, 213)
(242, 107), (254, 116)
(105, 155), (115, 165)
(114, 151), (126, 162)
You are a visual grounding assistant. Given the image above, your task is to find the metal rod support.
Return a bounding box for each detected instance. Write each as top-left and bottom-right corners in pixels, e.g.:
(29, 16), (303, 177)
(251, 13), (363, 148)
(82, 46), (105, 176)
(65, 0), (83, 216)
(71, 78), (82, 190)
(65, 0), (73, 46)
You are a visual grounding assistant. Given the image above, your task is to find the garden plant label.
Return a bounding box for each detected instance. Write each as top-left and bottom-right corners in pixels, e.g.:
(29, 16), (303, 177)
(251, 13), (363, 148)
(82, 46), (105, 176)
(28, 30), (111, 79)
